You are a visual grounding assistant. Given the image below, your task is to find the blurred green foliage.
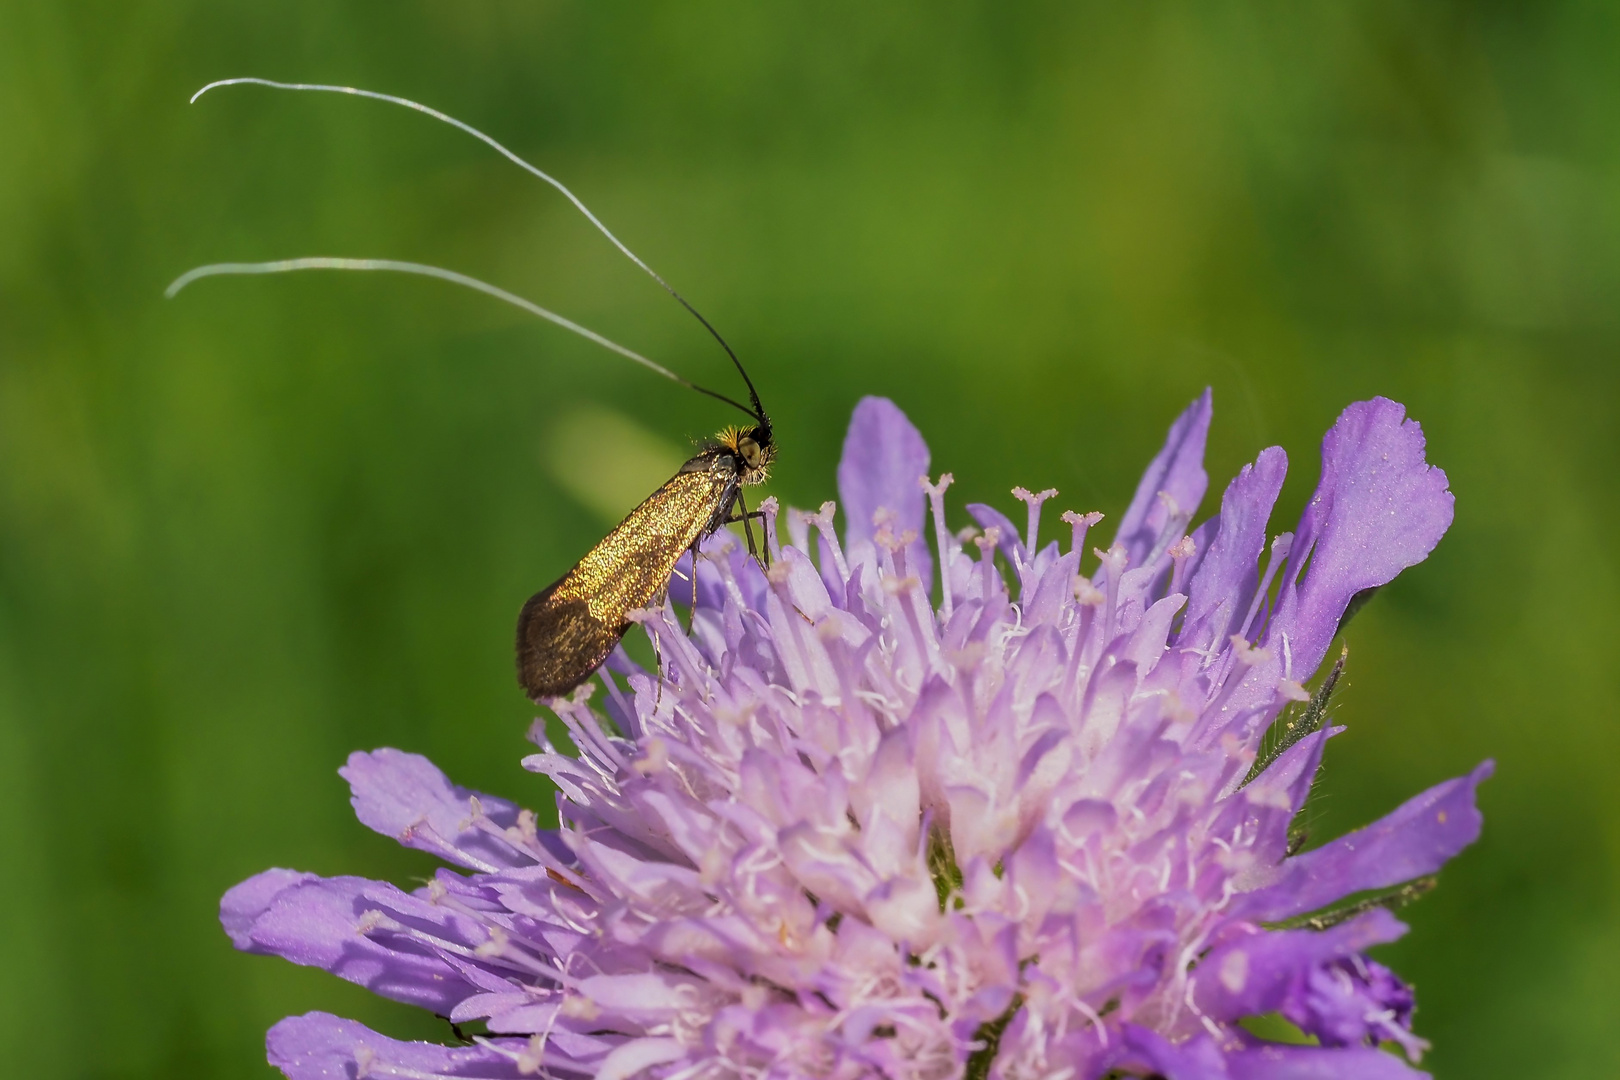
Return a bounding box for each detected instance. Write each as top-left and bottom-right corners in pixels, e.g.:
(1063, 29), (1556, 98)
(2, 3), (1617, 1077)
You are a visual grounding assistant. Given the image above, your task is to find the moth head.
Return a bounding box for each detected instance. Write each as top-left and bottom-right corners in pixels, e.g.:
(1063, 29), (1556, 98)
(719, 422), (775, 482)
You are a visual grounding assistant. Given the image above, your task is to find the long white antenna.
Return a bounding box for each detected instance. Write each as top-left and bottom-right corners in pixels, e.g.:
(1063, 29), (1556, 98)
(191, 79), (661, 291)
(188, 77), (763, 420)
(165, 258), (759, 413)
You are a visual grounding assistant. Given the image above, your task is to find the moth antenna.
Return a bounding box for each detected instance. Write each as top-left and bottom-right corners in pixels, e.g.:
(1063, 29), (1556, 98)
(190, 78), (766, 423)
(164, 257), (759, 420)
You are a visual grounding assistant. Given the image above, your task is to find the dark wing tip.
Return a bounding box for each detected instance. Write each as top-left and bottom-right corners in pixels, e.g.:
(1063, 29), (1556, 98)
(516, 581), (625, 702)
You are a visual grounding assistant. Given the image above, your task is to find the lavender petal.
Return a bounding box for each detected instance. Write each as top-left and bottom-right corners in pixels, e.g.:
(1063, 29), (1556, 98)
(1113, 388), (1213, 568)
(342, 748), (542, 871)
(1194, 908), (1407, 1021)
(966, 502), (1025, 563)
(1269, 398), (1454, 682)
(1118, 1025), (1231, 1080)
(1236, 761), (1492, 923)
(837, 396), (932, 590)
(266, 1012), (539, 1080)
(1227, 1043), (1429, 1080)
(221, 868), (315, 950)
(1180, 446), (1288, 653)
(223, 871), (483, 1013)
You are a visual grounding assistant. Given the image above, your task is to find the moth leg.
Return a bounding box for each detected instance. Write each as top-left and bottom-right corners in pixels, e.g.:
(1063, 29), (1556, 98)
(725, 493), (770, 568)
(638, 589), (672, 708)
(688, 541), (700, 611)
(725, 511), (770, 568)
(651, 622), (665, 710)
(736, 490), (759, 563)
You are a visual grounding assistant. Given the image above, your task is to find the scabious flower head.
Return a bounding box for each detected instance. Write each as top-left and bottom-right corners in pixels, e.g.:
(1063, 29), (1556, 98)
(226, 393), (1489, 1080)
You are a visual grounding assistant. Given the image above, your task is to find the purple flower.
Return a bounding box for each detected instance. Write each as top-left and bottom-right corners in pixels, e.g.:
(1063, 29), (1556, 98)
(225, 393), (1488, 1080)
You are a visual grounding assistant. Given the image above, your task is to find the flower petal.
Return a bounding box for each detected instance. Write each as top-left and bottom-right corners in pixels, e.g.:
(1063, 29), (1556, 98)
(1269, 398), (1454, 681)
(224, 871), (484, 1013)
(966, 502), (1025, 563)
(266, 1012), (535, 1080)
(1195, 908), (1407, 1021)
(837, 396), (932, 590)
(342, 748), (546, 871)
(1285, 954), (1424, 1058)
(221, 868), (315, 950)
(1180, 446), (1288, 653)
(1226, 1043), (1429, 1080)
(1113, 388), (1213, 569)
(1237, 761), (1492, 922)
(1118, 1026), (1231, 1079)
(595, 1037), (689, 1080)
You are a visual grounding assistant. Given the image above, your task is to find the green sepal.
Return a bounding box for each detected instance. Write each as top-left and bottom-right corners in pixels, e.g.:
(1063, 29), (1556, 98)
(1244, 646), (1347, 788)
(964, 994), (1023, 1080)
(927, 824), (963, 913)
(1263, 875), (1438, 932)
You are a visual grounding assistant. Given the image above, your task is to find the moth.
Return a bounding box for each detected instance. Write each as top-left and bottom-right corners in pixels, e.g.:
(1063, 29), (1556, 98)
(516, 414), (773, 700)
(168, 78), (776, 703)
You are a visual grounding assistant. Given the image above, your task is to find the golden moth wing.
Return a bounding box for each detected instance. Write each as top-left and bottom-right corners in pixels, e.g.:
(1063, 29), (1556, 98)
(516, 467), (729, 700)
(565, 468), (729, 624)
(515, 580), (624, 700)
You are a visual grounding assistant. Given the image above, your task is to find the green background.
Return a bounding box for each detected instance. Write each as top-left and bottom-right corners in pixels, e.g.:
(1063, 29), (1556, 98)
(2, 3), (1616, 1077)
